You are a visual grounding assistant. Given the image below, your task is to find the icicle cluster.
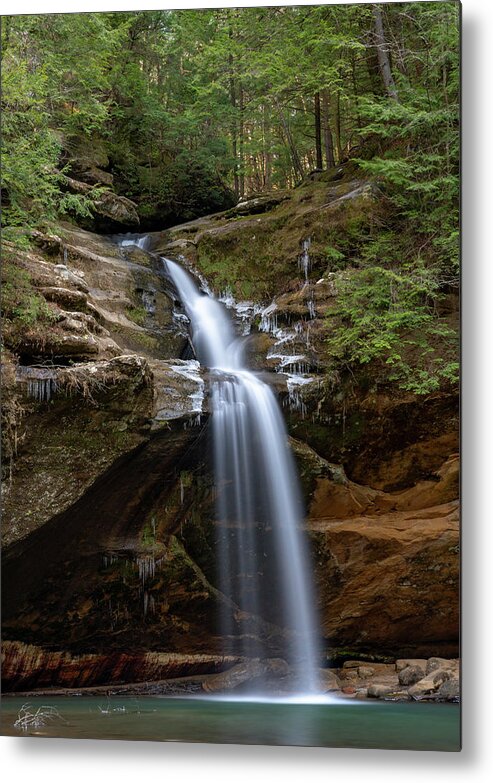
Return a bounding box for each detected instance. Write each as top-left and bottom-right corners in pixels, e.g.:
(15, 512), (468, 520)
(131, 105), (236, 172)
(102, 553), (119, 569)
(137, 555), (157, 584)
(17, 366), (59, 403)
(259, 302), (279, 334)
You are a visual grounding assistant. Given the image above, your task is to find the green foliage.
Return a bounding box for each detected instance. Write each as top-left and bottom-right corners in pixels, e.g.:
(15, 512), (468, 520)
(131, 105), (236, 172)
(353, 3), (460, 286)
(0, 13), (116, 229)
(1, 259), (55, 328)
(324, 246), (346, 270)
(327, 266), (458, 394)
(1, 5), (459, 396)
(318, 1), (459, 394)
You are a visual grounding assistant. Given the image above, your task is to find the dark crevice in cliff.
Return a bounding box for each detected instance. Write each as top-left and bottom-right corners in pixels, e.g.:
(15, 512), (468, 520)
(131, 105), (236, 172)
(2, 420), (211, 646)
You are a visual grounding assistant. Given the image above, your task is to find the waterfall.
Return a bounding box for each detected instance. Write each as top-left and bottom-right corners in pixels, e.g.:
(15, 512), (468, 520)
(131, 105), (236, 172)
(165, 258), (320, 694)
(118, 234), (151, 251)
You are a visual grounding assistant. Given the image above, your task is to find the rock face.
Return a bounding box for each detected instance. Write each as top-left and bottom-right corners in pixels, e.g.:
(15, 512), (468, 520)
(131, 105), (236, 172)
(1, 641), (241, 692)
(1, 171), (459, 692)
(61, 173), (140, 233)
(304, 448), (459, 658)
(2, 227), (197, 545)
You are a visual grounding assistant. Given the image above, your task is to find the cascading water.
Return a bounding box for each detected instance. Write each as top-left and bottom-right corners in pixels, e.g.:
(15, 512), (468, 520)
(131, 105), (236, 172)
(118, 234), (151, 251)
(165, 258), (320, 694)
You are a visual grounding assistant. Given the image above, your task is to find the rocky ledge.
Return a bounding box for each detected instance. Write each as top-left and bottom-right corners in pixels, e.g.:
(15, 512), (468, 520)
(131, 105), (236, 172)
(2, 640), (459, 703)
(328, 656), (460, 703)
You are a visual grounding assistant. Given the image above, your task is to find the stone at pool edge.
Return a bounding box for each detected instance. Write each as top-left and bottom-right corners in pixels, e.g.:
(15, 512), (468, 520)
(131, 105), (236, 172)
(398, 665), (426, 687)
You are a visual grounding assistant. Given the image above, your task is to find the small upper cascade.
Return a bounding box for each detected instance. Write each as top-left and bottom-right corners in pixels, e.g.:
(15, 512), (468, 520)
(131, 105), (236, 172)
(117, 234), (151, 251)
(165, 259), (239, 370)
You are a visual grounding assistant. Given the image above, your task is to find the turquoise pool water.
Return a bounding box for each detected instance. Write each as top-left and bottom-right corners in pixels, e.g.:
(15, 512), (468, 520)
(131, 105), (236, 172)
(0, 696), (460, 750)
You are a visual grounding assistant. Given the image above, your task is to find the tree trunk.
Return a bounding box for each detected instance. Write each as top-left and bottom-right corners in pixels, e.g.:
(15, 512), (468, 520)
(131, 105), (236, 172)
(373, 5), (399, 102)
(280, 110), (304, 182)
(334, 88), (343, 164)
(314, 91), (323, 169)
(321, 89), (335, 168)
(262, 104), (272, 190)
(238, 82), (245, 198)
(228, 16), (239, 198)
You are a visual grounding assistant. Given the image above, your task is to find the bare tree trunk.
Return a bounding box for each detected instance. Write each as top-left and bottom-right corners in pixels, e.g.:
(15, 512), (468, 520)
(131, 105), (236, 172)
(321, 89), (335, 168)
(373, 5), (399, 102)
(239, 82), (245, 198)
(263, 104), (272, 189)
(280, 110), (304, 182)
(334, 88), (343, 164)
(228, 16), (239, 198)
(228, 58), (239, 197)
(314, 91), (323, 169)
(252, 154), (262, 192)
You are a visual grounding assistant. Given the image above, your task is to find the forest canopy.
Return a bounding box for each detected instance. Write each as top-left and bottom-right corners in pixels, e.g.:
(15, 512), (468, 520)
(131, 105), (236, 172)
(1, 2), (459, 393)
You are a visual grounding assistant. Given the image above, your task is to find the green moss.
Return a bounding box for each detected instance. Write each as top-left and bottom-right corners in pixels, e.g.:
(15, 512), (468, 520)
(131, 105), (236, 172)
(125, 305), (147, 326)
(124, 330), (159, 351)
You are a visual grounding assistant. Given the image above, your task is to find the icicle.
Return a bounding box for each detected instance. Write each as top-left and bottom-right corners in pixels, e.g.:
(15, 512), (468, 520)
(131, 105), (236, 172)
(259, 302), (279, 334)
(137, 555), (159, 585)
(18, 367), (59, 403)
(298, 237), (312, 281)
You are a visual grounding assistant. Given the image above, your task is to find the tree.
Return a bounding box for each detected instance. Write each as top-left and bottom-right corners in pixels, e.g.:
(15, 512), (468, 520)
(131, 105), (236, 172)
(373, 5), (399, 101)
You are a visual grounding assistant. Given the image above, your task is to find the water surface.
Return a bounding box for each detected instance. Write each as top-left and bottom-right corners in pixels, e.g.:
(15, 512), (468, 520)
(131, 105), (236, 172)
(1, 696), (460, 750)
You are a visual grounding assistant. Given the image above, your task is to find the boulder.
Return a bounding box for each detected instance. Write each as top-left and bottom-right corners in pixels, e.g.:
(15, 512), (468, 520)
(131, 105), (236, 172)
(408, 669), (451, 700)
(426, 657), (459, 675)
(367, 684), (392, 699)
(398, 665), (425, 687)
(53, 264), (89, 292)
(340, 669), (358, 682)
(396, 658), (428, 673)
(319, 669), (341, 692)
(40, 285), (89, 311)
(60, 174), (140, 231)
(436, 678), (460, 702)
(225, 193), (289, 217)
